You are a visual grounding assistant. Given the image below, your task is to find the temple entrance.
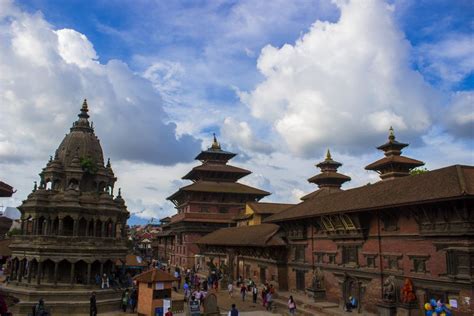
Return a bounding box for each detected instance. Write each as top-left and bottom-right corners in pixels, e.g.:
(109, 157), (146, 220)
(296, 270), (306, 291)
(342, 275), (361, 313)
(259, 267), (266, 284)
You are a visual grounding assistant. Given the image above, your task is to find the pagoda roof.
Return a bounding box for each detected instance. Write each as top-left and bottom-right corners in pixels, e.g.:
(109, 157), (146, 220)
(247, 202), (294, 214)
(365, 155), (424, 171)
(169, 212), (236, 224)
(195, 148), (237, 161)
(300, 187), (343, 201)
(266, 165), (474, 223)
(167, 181), (270, 200)
(196, 223), (285, 247)
(0, 181), (14, 197)
(134, 268), (177, 283)
(182, 162), (251, 180)
(307, 172), (351, 184)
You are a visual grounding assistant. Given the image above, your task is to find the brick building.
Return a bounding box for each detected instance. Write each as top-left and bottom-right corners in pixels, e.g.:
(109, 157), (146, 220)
(158, 135), (269, 270)
(197, 129), (474, 315)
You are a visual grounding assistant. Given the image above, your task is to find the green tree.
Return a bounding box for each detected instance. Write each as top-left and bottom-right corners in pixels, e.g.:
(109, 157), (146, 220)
(410, 167), (429, 175)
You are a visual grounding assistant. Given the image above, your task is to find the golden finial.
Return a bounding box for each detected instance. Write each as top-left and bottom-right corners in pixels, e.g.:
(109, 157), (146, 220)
(389, 126), (395, 141)
(325, 149), (332, 161)
(211, 133), (221, 150)
(82, 99), (88, 110)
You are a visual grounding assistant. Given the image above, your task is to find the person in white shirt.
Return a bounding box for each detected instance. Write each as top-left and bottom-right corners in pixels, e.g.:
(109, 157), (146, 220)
(227, 282), (233, 297)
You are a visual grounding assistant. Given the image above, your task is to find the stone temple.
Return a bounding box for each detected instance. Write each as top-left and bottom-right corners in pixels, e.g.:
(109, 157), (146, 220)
(2, 100), (129, 315)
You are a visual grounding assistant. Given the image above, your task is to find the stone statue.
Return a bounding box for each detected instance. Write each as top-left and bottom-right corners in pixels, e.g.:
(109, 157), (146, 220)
(383, 276), (396, 302)
(312, 267), (324, 289)
(400, 278), (416, 303)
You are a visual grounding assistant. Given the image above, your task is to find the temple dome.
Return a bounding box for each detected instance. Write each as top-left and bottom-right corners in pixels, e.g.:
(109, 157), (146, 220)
(54, 99), (105, 168)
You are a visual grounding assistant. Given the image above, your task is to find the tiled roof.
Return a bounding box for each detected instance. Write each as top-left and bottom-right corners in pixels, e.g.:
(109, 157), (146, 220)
(266, 165), (474, 222)
(182, 162), (251, 180)
(247, 202), (294, 214)
(365, 155), (424, 170)
(196, 223), (285, 247)
(133, 268), (177, 283)
(0, 181), (14, 198)
(167, 181), (270, 200)
(118, 254), (148, 267)
(300, 187), (342, 201)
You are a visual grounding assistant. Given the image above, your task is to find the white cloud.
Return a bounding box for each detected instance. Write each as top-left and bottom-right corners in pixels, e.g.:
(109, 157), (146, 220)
(0, 5), (201, 167)
(444, 91), (474, 138)
(56, 29), (99, 68)
(221, 117), (273, 154)
(415, 34), (474, 85)
(242, 0), (437, 156)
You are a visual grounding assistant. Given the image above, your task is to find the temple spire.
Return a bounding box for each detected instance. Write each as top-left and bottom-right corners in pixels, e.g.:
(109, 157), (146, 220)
(78, 99), (89, 119)
(388, 126), (395, 142)
(325, 149), (332, 161)
(71, 99), (92, 132)
(211, 133), (221, 150)
(365, 127), (424, 180)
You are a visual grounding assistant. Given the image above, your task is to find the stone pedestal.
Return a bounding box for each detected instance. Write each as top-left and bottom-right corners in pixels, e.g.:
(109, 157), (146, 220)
(377, 301), (397, 316)
(306, 287), (326, 301)
(396, 302), (419, 316)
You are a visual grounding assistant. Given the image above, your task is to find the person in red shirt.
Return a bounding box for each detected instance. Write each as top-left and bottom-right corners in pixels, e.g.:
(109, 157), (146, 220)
(165, 307), (173, 316)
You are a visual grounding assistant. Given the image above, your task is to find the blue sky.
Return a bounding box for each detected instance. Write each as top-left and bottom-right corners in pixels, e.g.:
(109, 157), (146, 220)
(0, 0), (472, 225)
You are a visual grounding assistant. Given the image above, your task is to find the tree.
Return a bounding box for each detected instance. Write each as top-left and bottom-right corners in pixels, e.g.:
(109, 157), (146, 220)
(410, 167), (428, 175)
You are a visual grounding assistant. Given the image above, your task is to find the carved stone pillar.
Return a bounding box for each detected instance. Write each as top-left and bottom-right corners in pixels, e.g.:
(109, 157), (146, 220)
(36, 261), (43, 285)
(101, 221), (106, 238)
(18, 260), (24, 282)
(99, 262), (104, 277)
(27, 260), (32, 283)
(53, 261), (59, 285)
(32, 219), (37, 235)
(93, 220), (97, 237)
(58, 218), (64, 236)
(86, 262), (91, 285)
(21, 220), (26, 235)
(73, 219), (79, 236)
(70, 262), (75, 285)
(85, 220), (90, 237)
(42, 219), (48, 235)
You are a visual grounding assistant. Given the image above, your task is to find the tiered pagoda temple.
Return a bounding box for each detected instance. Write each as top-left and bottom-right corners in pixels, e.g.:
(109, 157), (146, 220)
(162, 135), (269, 269)
(301, 149), (351, 200)
(2, 100), (129, 315)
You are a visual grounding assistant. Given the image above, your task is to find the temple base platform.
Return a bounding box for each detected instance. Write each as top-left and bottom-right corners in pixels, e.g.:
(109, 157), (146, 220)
(0, 283), (125, 316)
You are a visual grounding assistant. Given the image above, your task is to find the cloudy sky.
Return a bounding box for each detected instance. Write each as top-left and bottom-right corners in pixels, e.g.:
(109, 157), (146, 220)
(0, 0), (472, 224)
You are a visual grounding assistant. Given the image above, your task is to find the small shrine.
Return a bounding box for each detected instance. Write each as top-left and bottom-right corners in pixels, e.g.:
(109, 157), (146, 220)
(134, 268), (177, 316)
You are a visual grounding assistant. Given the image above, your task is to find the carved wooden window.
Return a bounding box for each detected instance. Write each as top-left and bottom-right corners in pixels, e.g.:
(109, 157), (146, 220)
(413, 258), (427, 273)
(200, 207), (209, 213)
(366, 256), (376, 268)
(314, 252), (324, 264)
(342, 246), (358, 265)
(321, 216), (335, 231)
(387, 256), (399, 270)
(341, 214), (356, 230)
(381, 213), (398, 231)
(446, 250), (472, 279)
(294, 245), (306, 262)
(328, 254), (336, 264)
(330, 216), (345, 230)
